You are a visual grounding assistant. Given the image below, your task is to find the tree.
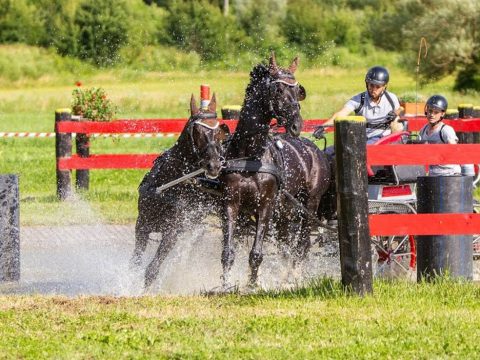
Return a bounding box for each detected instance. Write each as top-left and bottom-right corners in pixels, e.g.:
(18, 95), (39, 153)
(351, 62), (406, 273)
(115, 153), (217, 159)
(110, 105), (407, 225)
(378, 0), (480, 90)
(74, 0), (129, 66)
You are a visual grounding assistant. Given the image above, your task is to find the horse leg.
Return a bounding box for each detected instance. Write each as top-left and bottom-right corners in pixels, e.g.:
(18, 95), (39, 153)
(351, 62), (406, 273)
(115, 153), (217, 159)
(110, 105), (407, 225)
(144, 226), (178, 289)
(130, 215), (150, 268)
(296, 195), (322, 262)
(221, 202), (238, 290)
(248, 203), (274, 288)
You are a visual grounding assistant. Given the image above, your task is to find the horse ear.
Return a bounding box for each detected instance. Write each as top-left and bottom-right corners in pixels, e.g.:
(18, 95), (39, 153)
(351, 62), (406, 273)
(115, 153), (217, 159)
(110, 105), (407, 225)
(269, 51), (279, 74)
(289, 56), (299, 73)
(298, 84), (306, 101)
(208, 93), (217, 113)
(190, 94), (199, 116)
(216, 123), (231, 142)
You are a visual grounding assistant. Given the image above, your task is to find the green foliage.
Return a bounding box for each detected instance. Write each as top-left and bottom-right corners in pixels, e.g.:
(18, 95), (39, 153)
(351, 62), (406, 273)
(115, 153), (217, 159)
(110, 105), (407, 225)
(455, 56), (480, 91)
(233, 0), (287, 54)
(71, 87), (117, 121)
(29, 0), (80, 57)
(163, 0), (245, 63)
(119, 45), (201, 72)
(281, 0), (366, 58)
(376, 0), (480, 90)
(0, 0), (43, 44)
(0, 44), (91, 82)
(74, 0), (130, 66)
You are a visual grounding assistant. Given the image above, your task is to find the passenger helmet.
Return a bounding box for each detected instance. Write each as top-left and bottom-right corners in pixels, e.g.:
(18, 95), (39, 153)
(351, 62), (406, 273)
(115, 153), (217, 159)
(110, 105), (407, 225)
(365, 66), (389, 86)
(425, 95), (448, 112)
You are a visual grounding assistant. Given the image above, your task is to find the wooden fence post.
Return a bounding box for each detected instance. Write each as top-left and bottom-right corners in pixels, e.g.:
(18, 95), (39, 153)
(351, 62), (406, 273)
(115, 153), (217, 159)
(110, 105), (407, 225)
(335, 116), (373, 295)
(0, 174), (20, 282)
(55, 109), (73, 200)
(75, 130), (90, 191)
(458, 104), (475, 176)
(473, 106), (480, 144)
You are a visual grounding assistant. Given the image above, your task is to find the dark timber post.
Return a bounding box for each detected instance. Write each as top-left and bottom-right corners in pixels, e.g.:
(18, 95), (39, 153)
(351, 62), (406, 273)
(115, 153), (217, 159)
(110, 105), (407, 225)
(458, 104), (475, 176)
(473, 106), (480, 144)
(55, 108), (73, 200)
(416, 176), (473, 281)
(458, 104), (473, 144)
(0, 174), (20, 282)
(75, 129), (90, 191)
(335, 116), (373, 295)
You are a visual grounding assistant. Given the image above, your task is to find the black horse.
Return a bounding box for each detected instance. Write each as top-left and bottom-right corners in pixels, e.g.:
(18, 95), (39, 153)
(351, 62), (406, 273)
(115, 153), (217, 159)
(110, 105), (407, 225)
(130, 94), (230, 288)
(220, 53), (332, 289)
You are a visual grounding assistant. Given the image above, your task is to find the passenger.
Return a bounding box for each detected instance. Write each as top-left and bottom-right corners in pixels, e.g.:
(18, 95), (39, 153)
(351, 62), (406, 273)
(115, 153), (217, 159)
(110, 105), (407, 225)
(322, 65), (403, 144)
(418, 95), (461, 176)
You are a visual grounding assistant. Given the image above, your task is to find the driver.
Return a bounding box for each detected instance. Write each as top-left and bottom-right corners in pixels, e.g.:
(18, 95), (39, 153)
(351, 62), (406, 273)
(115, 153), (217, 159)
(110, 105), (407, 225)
(418, 95), (461, 176)
(323, 66), (403, 144)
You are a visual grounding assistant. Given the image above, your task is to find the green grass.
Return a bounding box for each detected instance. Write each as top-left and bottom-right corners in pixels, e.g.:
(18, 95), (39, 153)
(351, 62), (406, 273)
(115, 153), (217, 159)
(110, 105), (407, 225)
(0, 278), (479, 358)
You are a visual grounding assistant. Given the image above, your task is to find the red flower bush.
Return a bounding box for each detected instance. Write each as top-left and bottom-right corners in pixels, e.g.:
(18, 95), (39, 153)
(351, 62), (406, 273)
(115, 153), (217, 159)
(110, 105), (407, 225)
(71, 87), (116, 122)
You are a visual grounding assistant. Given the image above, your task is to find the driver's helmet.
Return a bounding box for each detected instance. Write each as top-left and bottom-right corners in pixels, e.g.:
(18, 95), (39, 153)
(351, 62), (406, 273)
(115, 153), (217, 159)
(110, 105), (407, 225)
(365, 66), (389, 86)
(425, 95), (448, 112)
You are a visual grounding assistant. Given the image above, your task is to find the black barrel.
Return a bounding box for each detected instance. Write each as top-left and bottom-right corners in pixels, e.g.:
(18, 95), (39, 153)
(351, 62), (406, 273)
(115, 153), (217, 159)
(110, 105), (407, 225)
(444, 109), (459, 120)
(416, 176), (473, 281)
(221, 105), (241, 120)
(0, 174), (20, 282)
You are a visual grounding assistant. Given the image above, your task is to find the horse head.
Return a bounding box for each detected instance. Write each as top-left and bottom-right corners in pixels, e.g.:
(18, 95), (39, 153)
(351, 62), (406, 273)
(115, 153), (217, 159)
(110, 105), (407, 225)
(187, 93), (230, 179)
(267, 52), (306, 136)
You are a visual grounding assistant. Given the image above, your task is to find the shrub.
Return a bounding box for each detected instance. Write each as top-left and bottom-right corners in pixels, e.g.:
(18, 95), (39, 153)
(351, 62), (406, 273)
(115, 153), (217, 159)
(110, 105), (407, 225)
(0, 0), (44, 44)
(71, 87), (116, 121)
(163, 0), (246, 63)
(74, 0), (129, 67)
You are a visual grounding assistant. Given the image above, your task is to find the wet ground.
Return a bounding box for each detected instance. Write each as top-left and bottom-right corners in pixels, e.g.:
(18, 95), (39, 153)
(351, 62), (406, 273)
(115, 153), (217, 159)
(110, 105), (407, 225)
(0, 222), (341, 297)
(1, 223), (478, 297)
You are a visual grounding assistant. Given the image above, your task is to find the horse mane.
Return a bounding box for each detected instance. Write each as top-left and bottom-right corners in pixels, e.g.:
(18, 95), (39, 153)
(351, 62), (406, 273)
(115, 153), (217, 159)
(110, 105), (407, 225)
(244, 63), (270, 103)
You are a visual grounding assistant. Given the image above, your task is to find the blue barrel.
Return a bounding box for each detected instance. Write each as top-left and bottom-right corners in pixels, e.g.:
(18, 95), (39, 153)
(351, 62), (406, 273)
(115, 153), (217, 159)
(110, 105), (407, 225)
(416, 175), (473, 281)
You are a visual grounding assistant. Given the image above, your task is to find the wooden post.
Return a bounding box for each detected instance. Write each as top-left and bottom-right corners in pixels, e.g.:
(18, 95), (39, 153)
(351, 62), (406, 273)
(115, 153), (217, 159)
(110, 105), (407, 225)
(0, 174), (20, 282)
(458, 104), (475, 176)
(335, 116), (373, 295)
(75, 131), (90, 191)
(55, 109), (73, 200)
(473, 106), (480, 144)
(458, 104), (474, 144)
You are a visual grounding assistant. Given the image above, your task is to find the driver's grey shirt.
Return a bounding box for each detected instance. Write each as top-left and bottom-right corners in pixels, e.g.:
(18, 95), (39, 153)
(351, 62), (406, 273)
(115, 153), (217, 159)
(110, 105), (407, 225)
(344, 91), (400, 141)
(419, 123), (461, 176)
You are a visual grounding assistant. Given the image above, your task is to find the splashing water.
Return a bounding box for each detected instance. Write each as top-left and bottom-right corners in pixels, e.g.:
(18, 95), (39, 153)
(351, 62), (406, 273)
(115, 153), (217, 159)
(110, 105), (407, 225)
(0, 198), (345, 297)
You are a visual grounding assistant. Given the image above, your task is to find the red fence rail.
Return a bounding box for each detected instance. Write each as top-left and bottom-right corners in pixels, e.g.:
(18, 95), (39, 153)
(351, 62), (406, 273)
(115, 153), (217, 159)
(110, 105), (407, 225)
(55, 110), (480, 237)
(55, 116), (480, 171)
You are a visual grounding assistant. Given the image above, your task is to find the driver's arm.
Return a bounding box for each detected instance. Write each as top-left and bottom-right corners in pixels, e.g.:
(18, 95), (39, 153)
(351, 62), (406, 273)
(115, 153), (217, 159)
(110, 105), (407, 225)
(324, 106), (353, 126)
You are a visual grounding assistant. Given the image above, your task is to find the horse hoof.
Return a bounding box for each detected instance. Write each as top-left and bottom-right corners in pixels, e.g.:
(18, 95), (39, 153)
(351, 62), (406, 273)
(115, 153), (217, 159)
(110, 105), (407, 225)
(245, 281), (260, 294)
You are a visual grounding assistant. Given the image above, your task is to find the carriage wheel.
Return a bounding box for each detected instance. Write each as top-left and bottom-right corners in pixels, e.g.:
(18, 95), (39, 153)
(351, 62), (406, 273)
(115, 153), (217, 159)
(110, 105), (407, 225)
(371, 234), (416, 278)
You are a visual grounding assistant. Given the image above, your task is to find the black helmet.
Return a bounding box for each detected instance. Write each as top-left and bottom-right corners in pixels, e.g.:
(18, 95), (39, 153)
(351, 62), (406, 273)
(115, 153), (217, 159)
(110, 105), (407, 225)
(365, 66), (389, 85)
(425, 95), (448, 112)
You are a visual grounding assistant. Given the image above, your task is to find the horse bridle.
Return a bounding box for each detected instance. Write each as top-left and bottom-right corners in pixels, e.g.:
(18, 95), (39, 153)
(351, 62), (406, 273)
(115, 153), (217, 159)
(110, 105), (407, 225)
(267, 73), (301, 127)
(187, 112), (225, 166)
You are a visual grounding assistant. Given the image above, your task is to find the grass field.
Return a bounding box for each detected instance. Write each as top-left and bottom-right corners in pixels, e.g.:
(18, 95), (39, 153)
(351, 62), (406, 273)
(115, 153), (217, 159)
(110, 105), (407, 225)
(0, 279), (479, 358)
